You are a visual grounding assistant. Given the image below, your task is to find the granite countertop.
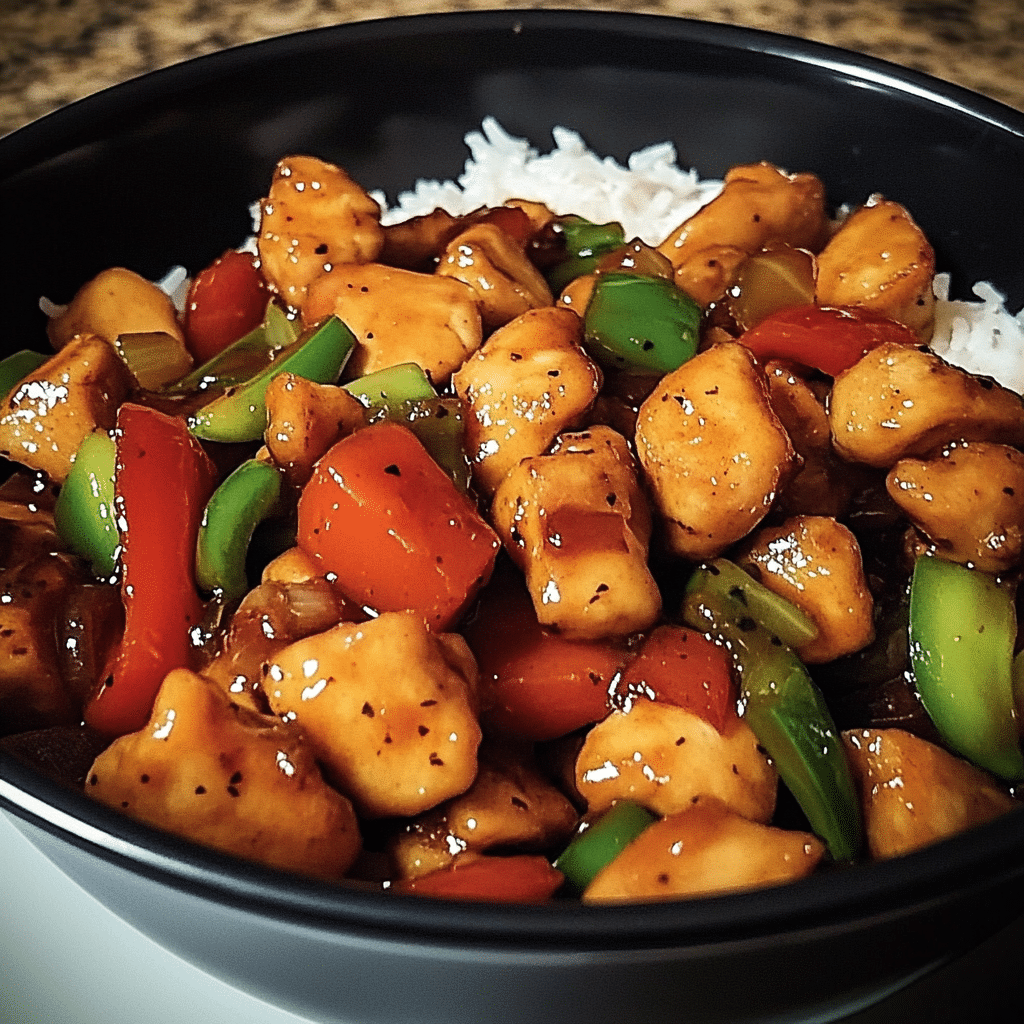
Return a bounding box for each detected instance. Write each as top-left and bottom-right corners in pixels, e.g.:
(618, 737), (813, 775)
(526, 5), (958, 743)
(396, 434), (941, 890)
(1, 0), (1022, 138)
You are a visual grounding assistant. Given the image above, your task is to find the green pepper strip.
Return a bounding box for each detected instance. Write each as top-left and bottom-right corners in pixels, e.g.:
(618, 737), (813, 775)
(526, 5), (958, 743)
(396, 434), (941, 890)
(1013, 650), (1024, 727)
(167, 300), (298, 395)
(342, 364), (470, 489)
(554, 800), (657, 896)
(909, 556), (1024, 781)
(702, 558), (819, 649)
(0, 350), (48, 402)
(196, 459), (283, 600)
(53, 431), (119, 579)
(584, 272), (701, 374)
(682, 564), (863, 861)
(387, 397), (472, 492)
(342, 361), (436, 412)
(547, 217), (626, 293)
(189, 315), (355, 443)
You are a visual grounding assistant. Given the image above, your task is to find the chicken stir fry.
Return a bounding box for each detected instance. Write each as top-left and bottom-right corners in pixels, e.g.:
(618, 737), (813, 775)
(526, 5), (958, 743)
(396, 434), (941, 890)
(1, 151), (1021, 905)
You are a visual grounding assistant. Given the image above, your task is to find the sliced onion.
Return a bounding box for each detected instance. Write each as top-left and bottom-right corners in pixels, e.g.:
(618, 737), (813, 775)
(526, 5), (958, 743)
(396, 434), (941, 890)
(728, 247), (816, 331)
(115, 331), (194, 390)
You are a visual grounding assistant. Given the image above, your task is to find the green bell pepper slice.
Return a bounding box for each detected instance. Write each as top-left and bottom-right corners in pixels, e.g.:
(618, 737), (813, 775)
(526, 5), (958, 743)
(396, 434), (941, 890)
(699, 558), (819, 649)
(682, 563), (862, 861)
(909, 556), (1024, 781)
(196, 458), (283, 600)
(547, 217), (626, 293)
(168, 300), (298, 395)
(53, 431), (119, 579)
(387, 397), (472, 492)
(342, 362), (436, 413)
(189, 316), (355, 443)
(584, 272), (701, 374)
(0, 350), (49, 402)
(343, 364), (469, 488)
(554, 800), (657, 896)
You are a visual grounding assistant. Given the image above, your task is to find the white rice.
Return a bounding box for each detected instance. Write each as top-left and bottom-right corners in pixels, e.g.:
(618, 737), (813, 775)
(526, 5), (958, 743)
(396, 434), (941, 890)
(372, 116), (723, 246)
(929, 275), (1024, 394)
(376, 118), (1024, 393)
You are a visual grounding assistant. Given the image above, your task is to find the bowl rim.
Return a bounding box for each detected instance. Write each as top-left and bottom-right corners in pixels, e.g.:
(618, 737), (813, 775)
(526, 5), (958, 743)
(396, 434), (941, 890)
(2, 6), (1021, 168)
(2, 7), (1023, 952)
(4, 747), (1023, 950)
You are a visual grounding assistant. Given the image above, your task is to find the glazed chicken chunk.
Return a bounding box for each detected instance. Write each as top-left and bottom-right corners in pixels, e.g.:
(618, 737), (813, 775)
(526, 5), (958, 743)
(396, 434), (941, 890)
(635, 343), (796, 559)
(491, 424), (661, 639)
(265, 611), (482, 818)
(88, 668), (362, 880)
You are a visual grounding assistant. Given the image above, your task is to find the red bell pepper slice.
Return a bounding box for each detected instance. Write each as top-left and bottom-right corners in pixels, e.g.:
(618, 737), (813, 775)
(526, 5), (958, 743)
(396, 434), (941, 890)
(183, 250), (268, 363)
(464, 561), (627, 741)
(296, 421), (499, 630)
(738, 304), (919, 377)
(612, 624), (738, 733)
(85, 404), (218, 736)
(392, 855), (564, 903)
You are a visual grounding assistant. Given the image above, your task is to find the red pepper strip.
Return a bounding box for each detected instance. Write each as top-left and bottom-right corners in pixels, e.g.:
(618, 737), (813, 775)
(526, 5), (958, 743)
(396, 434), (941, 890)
(392, 856), (564, 903)
(85, 403), (218, 737)
(738, 304), (919, 377)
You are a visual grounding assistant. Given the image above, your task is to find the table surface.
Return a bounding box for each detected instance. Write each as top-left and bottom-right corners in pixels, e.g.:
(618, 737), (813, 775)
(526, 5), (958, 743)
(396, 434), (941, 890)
(2, 3), (1022, 1023)
(1, 0), (1023, 138)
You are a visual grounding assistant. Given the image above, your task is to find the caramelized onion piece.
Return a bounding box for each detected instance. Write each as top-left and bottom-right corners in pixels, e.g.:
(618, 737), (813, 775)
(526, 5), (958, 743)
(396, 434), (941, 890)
(728, 247), (816, 332)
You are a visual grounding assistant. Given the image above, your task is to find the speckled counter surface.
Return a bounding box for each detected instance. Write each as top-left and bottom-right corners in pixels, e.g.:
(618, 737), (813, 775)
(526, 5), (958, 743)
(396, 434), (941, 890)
(1, 0), (1022, 138)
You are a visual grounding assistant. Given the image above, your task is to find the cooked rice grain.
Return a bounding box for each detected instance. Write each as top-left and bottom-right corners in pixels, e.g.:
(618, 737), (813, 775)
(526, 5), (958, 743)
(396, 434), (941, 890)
(379, 119), (1023, 392)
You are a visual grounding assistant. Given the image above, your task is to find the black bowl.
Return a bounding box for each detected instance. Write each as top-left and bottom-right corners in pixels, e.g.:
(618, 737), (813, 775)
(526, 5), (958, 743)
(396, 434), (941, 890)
(2, 10), (1023, 1024)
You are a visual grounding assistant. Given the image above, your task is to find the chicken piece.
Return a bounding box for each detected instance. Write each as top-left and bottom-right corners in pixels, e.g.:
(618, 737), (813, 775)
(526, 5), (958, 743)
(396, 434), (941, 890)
(828, 342), (1024, 469)
(556, 273), (597, 318)
(436, 221), (553, 331)
(842, 727), (1017, 860)
(575, 700), (777, 823)
(56, 581), (124, 711)
(886, 441), (1024, 573)
(261, 545), (321, 584)
(302, 263), (482, 385)
(491, 425), (661, 640)
(380, 202), (554, 274)
(583, 798), (824, 903)
(502, 198), (557, 235)
(380, 207), (463, 270)
(88, 668), (361, 879)
(265, 610), (481, 818)
(264, 372), (366, 488)
(0, 508), (63, 568)
(202, 578), (348, 713)
(0, 469), (60, 512)
(815, 198), (935, 340)
(0, 553), (87, 734)
(0, 473), (63, 567)
(736, 515), (875, 664)
(0, 334), (134, 483)
(764, 363), (858, 518)
(635, 342), (796, 559)
(257, 154), (384, 310)
(452, 306), (601, 495)
(46, 267), (185, 352)
(389, 741), (579, 879)
(656, 163), (830, 306)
